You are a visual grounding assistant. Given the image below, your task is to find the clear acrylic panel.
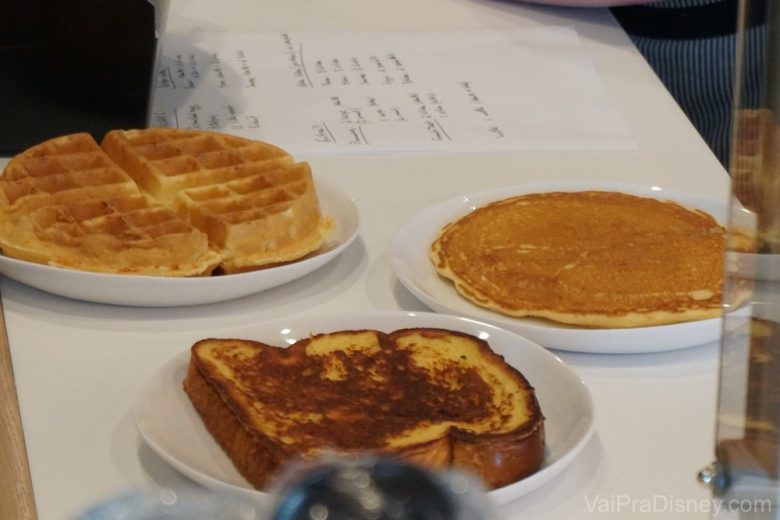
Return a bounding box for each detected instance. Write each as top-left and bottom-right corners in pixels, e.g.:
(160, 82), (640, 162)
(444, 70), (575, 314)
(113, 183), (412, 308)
(711, 0), (780, 516)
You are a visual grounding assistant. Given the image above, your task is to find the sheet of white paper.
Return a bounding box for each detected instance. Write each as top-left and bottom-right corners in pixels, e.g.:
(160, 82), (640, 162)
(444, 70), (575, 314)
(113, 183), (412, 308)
(150, 29), (635, 154)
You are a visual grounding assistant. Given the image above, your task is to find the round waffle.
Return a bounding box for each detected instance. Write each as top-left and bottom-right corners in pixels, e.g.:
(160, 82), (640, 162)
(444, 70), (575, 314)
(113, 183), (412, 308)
(430, 191), (725, 328)
(0, 130), (333, 276)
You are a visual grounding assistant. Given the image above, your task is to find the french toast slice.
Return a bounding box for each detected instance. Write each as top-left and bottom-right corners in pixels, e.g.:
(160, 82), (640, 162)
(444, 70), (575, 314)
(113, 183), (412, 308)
(182, 328), (545, 490)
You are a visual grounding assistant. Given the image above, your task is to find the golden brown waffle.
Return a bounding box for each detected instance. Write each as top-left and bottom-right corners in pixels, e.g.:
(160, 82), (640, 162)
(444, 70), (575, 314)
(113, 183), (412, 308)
(102, 129), (333, 273)
(0, 129), (334, 275)
(431, 191), (725, 328)
(0, 133), (220, 275)
(101, 128), (292, 202)
(731, 109), (773, 215)
(730, 109), (780, 251)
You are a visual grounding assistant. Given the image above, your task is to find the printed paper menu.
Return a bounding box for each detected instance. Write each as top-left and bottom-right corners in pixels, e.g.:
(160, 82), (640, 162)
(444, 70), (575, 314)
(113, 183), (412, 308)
(151, 29), (635, 154)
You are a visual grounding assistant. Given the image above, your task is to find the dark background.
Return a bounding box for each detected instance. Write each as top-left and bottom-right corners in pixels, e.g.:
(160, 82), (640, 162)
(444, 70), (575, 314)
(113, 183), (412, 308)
(0, 0), (158, 153)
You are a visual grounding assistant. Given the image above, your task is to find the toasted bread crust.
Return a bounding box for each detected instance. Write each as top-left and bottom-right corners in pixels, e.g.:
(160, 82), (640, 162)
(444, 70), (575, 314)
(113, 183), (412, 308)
(183, 360), (286, 488)
(183, 328), (545, 490)
(451, 422), (545, 488)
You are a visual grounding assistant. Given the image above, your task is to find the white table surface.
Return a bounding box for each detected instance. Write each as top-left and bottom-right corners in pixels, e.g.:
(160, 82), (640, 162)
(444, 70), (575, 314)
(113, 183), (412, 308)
(3, 0), (731, 518)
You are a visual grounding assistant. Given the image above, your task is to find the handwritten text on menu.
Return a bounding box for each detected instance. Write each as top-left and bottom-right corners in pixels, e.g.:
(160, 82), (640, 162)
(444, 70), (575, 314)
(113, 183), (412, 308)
(151, 30), (633, 154)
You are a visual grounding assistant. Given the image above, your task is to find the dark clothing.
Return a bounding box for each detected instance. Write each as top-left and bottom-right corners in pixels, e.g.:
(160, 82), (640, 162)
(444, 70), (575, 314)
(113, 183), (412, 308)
(611, 0), (767, 167)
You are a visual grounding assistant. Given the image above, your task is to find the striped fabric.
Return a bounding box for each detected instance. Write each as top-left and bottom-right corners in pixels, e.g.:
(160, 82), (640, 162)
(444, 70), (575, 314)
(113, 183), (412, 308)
(643, 0), (724, 7)
(619, 1), (766, 166)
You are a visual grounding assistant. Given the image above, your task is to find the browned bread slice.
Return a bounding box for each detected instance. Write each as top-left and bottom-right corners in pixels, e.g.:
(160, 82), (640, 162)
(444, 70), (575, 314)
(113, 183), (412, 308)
(182, 328), (545, 490)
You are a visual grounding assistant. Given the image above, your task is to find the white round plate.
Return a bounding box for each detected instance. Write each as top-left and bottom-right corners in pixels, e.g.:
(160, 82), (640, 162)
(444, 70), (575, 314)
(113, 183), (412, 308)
(389, 181), (725, 354)
(134, 311), (594, 507)
(0, 179), (358, 307)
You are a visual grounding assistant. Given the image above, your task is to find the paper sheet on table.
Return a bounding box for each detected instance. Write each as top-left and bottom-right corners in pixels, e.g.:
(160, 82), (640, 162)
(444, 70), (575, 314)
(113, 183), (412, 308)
(150, 29), (635, 154)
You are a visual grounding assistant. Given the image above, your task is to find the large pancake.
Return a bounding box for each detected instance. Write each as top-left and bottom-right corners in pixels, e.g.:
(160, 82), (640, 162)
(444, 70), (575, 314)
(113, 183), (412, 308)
(430, 190), (725, 328)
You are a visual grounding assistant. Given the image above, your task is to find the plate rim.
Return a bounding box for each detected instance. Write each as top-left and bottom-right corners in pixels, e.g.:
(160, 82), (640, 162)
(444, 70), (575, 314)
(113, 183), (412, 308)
(133, 310), (595, 506)
(389, 181), (725, 354)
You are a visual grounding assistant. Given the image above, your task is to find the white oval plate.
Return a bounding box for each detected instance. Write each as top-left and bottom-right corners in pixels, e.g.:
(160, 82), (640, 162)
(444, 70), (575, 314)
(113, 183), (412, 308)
(0, 179), (358, 307)
(389, 181), (725, 354)
(134, 311), (594, 507)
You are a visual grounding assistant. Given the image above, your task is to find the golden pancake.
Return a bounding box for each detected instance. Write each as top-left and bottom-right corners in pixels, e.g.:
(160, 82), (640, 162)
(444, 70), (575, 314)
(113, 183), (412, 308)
(430, 191), (725, 328)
